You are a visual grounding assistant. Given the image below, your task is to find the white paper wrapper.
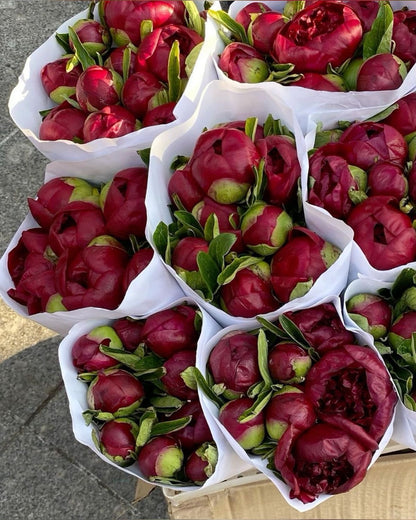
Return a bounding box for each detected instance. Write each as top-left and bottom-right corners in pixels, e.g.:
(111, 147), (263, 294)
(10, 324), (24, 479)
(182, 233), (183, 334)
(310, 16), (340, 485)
(0, 147), (184, 335)
(303, 101), (416, 283)
(58, 296), (252, 492)
(8, 1), (221, 162)
(343, 276), (416, 451)
(209, 1), (416, 133)
(195, 294), (396, 512)
(145, 79), (353, 329)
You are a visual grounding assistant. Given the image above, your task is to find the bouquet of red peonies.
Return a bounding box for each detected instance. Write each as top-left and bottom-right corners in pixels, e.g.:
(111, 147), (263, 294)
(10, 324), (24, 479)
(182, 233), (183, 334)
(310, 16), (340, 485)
(0, 148), (183, 334)
(58, 298), (251, 490)
(146, 80), (353, 327)
(195, 295), (397, 511)
(207, 1), (416, 131)
(303, 92), (416, 279)
(8, 0), (221, 161)
(344, 270), (416, 450)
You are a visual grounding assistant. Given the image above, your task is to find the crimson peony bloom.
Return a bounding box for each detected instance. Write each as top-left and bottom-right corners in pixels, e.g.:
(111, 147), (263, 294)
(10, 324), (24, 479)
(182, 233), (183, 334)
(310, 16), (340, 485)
(272, 1), (362, 73)
(347, 196), (416, 271)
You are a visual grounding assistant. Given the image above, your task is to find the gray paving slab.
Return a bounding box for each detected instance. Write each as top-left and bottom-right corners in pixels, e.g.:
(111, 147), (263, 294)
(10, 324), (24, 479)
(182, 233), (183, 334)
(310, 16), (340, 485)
(0, 1), (170, 518)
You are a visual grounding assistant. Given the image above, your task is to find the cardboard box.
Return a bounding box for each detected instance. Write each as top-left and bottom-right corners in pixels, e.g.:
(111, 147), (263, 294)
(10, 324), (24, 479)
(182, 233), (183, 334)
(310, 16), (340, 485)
(134, 442), (416, 519)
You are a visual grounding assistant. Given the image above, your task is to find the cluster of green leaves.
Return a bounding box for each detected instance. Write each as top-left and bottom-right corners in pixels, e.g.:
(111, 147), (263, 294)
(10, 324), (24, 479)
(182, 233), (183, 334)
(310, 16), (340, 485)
(376, 268), (416, 410)
(153, 115), (301, 308)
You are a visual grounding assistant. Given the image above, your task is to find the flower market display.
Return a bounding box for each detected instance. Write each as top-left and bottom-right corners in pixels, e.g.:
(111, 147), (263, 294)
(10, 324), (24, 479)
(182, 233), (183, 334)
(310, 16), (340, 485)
(3, 0), (416, 515)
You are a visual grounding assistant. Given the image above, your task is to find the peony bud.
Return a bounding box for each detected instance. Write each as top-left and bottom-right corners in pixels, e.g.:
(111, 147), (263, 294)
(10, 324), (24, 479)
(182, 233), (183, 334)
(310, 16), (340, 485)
(76, 65), (123, 112)
(69, 19), (111, 56)
(121, 71), (164, 120)
(28, 177), (100, 229)
(235, 2), (271, 30)
(392, 9), (416, 67)
(388, 311), (416, 350)
(112, 317), (144, 352)
(39, 102), (87, 142)
(219, 397), (265, 450)
(40, 57), (82, 104)
(347, 196), (416, 271)
(55, 235), (129, 311)
(161, 349), (198, 401)
(141, 305), (199, 358)
(268, 342), (312, 384)
(71, 325), (123, 373)
(48, 200), (106, 256)
(87, 368), (145, 414)
(218, 42), (269, 83)
(137, 435), (184, 479)
(220, 261), (279, 318)
(356, 53), (407, 91)
(241, 201), (293, 256)
(83, 105), (137, 142)
(96, 417), (139, 466)
(249, 11), (285, 55)
(256, 134), (301, 207)
(188, 127), (260, 204)
(208, 331), (261, 399)
(142, 101), (176, 127)
(292, 72), (346, 92)
(367, 161), (408, 201)
(346, 293), (392, 340)
(168, 166), (204, 212)
(270, 227), (340, 303)
(168, 401), (213, 450)
(122, 248), (154, 293)
(184, 443), (217, 484)
(100, 167), (148, 241)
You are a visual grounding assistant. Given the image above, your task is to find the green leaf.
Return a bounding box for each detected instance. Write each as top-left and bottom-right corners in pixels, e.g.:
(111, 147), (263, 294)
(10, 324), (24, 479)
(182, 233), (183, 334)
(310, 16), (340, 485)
(208, 9), (249, 43)
(151, 416), (192, 437)
(188, 367), (225, 407)
(168, 40), (183, 102)
(278, 314), (319, 361)
(181, 366), (198, 390)
(149, 395), (184, 413)
(137, 148), (151, 167)
(247, 158), (266, 205)
(256, 316), (290, 341)
(136, 408), (157, 447)
(362, 1), (394, 60)
(55, 32), (72, 54)
(122, 46), (132, 84)
(153, 221), (170, 258)
(251, 440), (277, 458)
(67, 26), (96, 70)
(217, 255), (262, 286)
(257, 329), (273, 388)
(196, 251), (220, 300)
(184, 1), (205, 37)
(203, 213), (221, 243)
(245, 117), (259, 141)
(282, 1), (306, 19)
(140, 19), (153, 41)
(185, 42), (203, 78)
(208, 232), (237, 269)
(238, 388), (272, 423)
(262, 114), (294, 139)
(365, 103), (399, 123)
(174, 210), (204, 237)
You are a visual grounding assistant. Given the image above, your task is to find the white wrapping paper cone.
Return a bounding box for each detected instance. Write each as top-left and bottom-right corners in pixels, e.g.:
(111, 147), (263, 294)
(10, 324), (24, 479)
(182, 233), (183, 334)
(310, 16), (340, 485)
(0, 147), (184, 335)
(8, 1), (220, 161)
(145, 79), (353, 328)
(304, 102), (416, 283)
(209, 1), (416, 133)
(195, 294), (395, 512)
(58, 296), (251, 492)
(343, 277), (416, 451)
